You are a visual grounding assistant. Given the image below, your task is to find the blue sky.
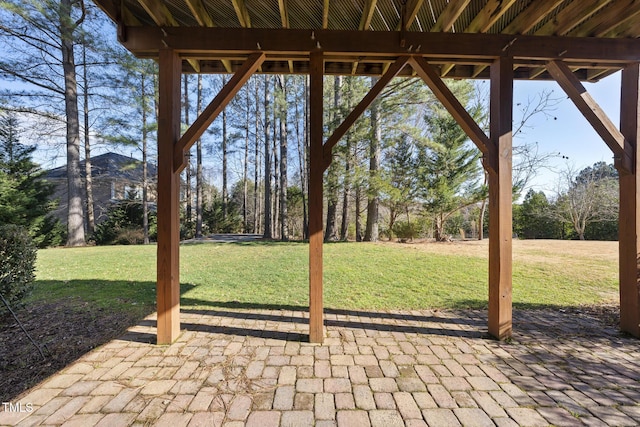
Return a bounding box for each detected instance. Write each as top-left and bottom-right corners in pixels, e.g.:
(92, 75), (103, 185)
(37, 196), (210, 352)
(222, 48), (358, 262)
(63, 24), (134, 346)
(510, 72), (620, 195)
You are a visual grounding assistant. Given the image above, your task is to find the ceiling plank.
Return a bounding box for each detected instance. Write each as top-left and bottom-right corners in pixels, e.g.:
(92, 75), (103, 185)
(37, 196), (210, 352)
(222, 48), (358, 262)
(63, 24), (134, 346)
(534, 0), (612, 36)
(466, 0), (517, 33)
(359, 0), (377, 30)
(409, 56), (491, 157)
(546, 59), (631, 173)
(175, 52), (266, 172)
(278, 0), (289, 28)
(568, 0), (640, 37)
(501, 0), (564, 35)
(232, 0), (252, 27)
(322, 56), (409, 170)
(431, 0), (471, 32)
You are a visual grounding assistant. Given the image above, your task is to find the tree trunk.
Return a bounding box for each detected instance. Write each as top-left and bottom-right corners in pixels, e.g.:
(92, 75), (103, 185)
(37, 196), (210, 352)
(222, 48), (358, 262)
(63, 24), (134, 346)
(295, 76), (309, 240)
(355, 184), (362, 241)
(278, 75), (289, 241)
(183, 75), (192, 225)
(141, 73), (150, 244)
(82, 41), (94, 236)
(253, 78), (260, 234)
(263, 75), (272, 239)
(60, 0), (85, 246)
(364, 77), (381, 242)
(325, 76), (342, 242)
(196, 74), (204, 238)
(340, 80), (354, 241)
(272, 100), (279, 238)
(243, 85), (250, 233)
(222, 77), (228, 222)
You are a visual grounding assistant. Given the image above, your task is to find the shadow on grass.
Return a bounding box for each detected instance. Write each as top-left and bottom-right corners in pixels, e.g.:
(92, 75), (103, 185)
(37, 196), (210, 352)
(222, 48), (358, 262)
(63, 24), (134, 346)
(0, 280), (194, 403)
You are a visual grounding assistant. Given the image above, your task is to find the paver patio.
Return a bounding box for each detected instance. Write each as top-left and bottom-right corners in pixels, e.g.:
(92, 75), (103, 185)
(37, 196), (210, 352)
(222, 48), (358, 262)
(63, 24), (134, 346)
(1, 306), (639, 426)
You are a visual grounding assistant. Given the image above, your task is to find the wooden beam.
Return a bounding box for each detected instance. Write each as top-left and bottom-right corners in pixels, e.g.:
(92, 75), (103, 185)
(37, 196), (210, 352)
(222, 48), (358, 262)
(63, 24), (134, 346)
(156, 48), (182, 345)
(309, 50), (324, 344)
(546, 60), (632, 173)
(466, 0), (517, 33)
(278, 0), (289, 28)
(232, 0), (252, 27)
(409, 56), (492, 160)
(122, 27), (640, 64)
(174, 53), (265, 172)
(431, 0), (471, 32)
(322, 56), (409, 170)
(397, 0), (424, 30)
(619, 63), (640, 338)
(534, 0), (612, 36)
(323, 0), (330, 29)
(501, 0), (564, 35)
(359, 0), (377, 30)
(488, 56), (513, 340)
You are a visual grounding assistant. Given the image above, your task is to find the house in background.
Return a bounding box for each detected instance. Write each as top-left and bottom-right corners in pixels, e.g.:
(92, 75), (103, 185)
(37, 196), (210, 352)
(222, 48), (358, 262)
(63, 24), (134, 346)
(45, 152), (157, 226)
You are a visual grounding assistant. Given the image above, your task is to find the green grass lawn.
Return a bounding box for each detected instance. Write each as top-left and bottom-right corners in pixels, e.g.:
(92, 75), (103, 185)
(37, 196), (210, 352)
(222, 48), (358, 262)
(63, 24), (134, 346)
(32, 240), (619, 316)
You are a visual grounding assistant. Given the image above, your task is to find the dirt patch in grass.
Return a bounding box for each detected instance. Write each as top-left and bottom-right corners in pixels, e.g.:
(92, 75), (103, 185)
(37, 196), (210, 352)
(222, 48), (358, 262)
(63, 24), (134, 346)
(0, 298), (143, 403)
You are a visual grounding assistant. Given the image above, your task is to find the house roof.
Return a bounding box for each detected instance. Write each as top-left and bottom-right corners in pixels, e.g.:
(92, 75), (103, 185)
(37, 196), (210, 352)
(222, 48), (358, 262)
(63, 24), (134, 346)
(45, 152), (157, 181)
(94, 0), (640, 81)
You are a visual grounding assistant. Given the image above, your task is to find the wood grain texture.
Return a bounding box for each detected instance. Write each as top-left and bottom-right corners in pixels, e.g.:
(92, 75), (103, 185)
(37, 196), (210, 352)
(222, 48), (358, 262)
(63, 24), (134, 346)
(157, 49), (182, 345)
(619, 63), (640, 337)
(488, 56), (513, 340)
(309, 50), (325, 343)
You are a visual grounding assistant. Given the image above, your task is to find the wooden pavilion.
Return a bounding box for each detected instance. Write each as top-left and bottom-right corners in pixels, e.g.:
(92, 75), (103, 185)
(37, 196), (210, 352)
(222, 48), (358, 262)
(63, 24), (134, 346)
(94, 0), (640, 344)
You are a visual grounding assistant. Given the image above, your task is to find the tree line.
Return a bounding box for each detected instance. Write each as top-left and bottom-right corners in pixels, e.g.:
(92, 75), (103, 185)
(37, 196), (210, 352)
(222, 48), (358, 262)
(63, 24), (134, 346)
(0, 0), (618, 246)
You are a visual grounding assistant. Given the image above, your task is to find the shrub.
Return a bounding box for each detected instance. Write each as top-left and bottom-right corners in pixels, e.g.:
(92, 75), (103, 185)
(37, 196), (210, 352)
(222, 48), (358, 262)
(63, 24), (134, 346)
(393, 221), (421, 242)
(0, 224), (36, 308)
(93, 201), (156, 245)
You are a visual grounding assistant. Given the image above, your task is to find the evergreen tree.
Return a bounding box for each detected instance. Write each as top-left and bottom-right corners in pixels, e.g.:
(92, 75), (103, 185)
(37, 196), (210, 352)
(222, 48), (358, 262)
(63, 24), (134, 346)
(416, 81), (485, 241)
(0, 112), (61, 247)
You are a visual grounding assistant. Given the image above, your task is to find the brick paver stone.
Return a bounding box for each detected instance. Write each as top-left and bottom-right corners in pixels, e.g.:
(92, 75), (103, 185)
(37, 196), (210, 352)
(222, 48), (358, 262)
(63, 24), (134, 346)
(393, 392), (422, 419)
(246, 411), (281, 427)
(337, 410), (371, 427)
(505, 408), (551, 427)
(281, 410), (314, 427)
(453, 408), (494, 427)
(369, 410), (404, 427)
(353, 385), (376, 410)
(422, 408), (462, 427)
(273, 386), (295, 410)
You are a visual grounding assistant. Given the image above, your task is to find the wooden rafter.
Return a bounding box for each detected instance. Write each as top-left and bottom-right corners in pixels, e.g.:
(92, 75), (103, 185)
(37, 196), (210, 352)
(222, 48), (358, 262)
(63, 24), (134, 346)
(569, 0), (640, 37)
(232, 0), (252, 27)
(501, 0), (564, 35)
(323, 0), (330, 29)
(546, 60), (632, 174)
(359, 0), (377, 30)
(442, 0), (517, 76)
(534, 0), (612, 36)
(322, 56), (409, 170)
(278, 0), (289, 28)
(136, 0), (201, 72)
(396, 0), (424, 30)
(184, 0), (232, 72)
(431, 0), (471, 32)
(409, 56), (492, 161)
(174, 52), (266, 172)
(466, 0), (517, 33)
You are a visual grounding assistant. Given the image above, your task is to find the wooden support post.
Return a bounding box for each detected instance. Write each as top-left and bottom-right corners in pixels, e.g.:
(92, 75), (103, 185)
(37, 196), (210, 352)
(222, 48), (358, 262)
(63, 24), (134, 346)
(488, 56), (513, 340)
(309, 50), (324, 343)
(619, 63), (640, 337)
(157, 49), (182, 344)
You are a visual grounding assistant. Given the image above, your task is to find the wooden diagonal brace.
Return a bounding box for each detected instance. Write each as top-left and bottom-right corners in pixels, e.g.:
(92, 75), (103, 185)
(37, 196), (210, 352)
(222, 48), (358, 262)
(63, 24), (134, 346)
(546, 60), (633, 174)
(322, 56), (409, 171)
(174, 52), (265, 172)
(408, 56), (494, 173)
